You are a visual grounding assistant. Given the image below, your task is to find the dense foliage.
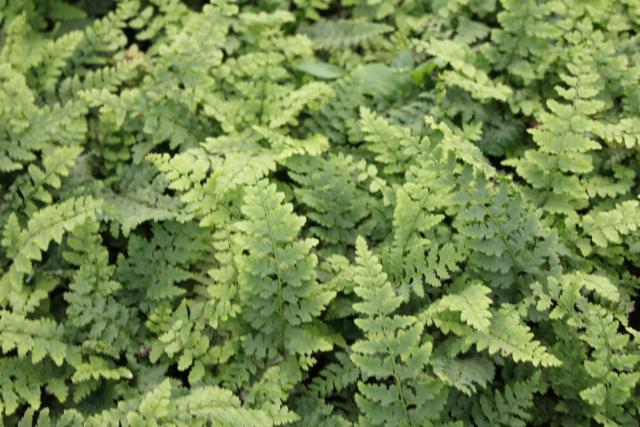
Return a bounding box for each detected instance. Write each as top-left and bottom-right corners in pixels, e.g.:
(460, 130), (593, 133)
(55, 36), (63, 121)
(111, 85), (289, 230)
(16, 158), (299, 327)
(1, 0), (639, 425)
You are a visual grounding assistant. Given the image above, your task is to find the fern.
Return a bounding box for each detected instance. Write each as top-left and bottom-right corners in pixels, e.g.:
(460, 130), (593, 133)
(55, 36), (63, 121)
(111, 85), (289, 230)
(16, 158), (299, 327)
(1, 1), (639, 424)
(431, 353), (495, 396)
(0, 64), (43, 172)
(426, 282), (493, 331)
(0, 311), (68, 366)
(287, 153), (383, 250)
(301, 20), (393, 50)
(103, 162), (190, 235)
(63, 220), (133, 357)
(483, 0), (563, 84)
(30, 379), (274, 427)
(578, 306), (640, 426)
(382, 152), (460, 294)
(242, 360), (301, 425)
(505, 30), (606, 214)
(0, 357), (67, 418)
(146, 298), (238, 386)
(351, 237), (448, 426)
(116, 221), (208, 313)
(453, 174), (563, 291)
(417, 38), (513, 102)
(235, 179), (335, 360)
(467, 307), (561, 367)
(70, 356), (132, 383)
(470, 373), (543, 427)
(2, 146), (83, 220)
(1, 196), (102, 309)
(581, 200), (640, 248)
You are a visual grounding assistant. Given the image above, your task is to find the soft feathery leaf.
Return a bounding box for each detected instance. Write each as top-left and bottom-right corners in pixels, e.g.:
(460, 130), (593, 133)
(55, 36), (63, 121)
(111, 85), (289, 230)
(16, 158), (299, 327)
(426, 282), (493, 331)
(467, 307), (561, 367)
(351, 237), (449, 426)
(431, 354), (495, 396)
(301, 20), (393, 49)
(235, 179), (335, 358)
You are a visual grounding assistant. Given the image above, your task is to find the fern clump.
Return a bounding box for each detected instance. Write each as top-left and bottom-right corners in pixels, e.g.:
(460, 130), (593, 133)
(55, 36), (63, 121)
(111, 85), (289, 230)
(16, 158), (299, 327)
(0, 0), (638, 425)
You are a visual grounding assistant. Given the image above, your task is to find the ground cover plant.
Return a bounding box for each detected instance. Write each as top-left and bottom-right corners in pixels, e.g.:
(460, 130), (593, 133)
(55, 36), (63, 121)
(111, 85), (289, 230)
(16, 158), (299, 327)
(0, 0), (639, 425)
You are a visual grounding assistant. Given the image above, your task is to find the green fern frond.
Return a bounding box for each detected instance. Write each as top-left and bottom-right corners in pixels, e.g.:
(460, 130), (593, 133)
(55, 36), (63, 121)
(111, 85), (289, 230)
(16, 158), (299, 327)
(302, 20), (393, 50)
(235, 179), (335, 359)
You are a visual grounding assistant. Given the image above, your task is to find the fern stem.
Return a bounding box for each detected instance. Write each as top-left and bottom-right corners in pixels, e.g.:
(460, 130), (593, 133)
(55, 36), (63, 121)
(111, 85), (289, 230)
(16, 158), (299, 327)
(258, 191), (286, 355)
(384, 324), (413, 427)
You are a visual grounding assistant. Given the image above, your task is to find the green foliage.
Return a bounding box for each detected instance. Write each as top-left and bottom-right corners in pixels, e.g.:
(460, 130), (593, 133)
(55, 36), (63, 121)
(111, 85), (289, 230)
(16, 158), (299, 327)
(63, 220), (134, 357)
(116, 221), (208, 313)
(351, 237), (448, 426)
(0, 0), (638, 425)
(286, 153), (383, 251)
(301, 20), (393, 50)
(431, 353), (495, 396)
(0, 311), (68, 366)
(426, 282), (493, 331)
(466, 307), (561, 367)
(469, 373), (544, 427)
(417, 38), (513, 103)
(581, 200), (640, 248)
(235, 179), (335, 360)
(1, 196), (102, 310)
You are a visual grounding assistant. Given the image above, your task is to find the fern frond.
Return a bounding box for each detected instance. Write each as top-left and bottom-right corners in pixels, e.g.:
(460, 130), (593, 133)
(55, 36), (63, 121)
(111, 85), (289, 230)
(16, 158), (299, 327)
(0, 357), (67, 418)
(581, 200), (640, 248)
(471, 373), (543, 427)
(351, 237), (448, 426)
(467, 307), (561, 367)
(116, 221), (208, 313)
(235, 179), (335, 359)
(431, 354), (495, 396)
(426, 282), (493, 331)
(0, 311), (68, 366)
(302, 20), (393, 50)
(63, 220), (133, 357)
(0, 197), (102, 309)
